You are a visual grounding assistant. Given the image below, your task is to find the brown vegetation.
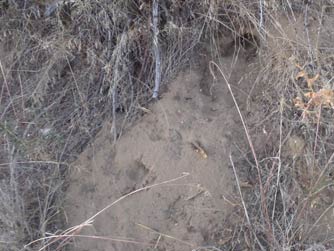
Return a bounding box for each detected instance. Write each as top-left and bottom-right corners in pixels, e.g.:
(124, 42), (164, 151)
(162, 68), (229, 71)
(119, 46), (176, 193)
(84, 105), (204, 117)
(1, 0), (334, 250)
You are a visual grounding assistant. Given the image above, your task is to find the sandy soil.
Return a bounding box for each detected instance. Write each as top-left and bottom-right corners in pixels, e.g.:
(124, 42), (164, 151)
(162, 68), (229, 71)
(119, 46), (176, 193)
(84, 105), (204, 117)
(64, 48), (260, 251)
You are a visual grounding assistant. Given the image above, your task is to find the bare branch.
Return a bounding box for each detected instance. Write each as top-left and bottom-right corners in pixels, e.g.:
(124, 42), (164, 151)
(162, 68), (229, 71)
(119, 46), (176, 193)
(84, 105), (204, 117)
(152, 0), (161, 99)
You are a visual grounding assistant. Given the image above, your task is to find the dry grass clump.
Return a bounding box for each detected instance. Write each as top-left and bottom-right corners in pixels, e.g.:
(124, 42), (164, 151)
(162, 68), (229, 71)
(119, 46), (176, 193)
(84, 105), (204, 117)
(0, 1), (176, 250)
(223, 1), (334, 250)
(1, 0), (334, 250)
(0, 0), (243, 250)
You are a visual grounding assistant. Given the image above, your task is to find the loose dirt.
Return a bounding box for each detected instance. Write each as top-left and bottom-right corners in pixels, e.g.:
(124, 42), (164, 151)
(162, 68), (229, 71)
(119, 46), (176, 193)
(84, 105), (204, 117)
(65, 47), (260, 251)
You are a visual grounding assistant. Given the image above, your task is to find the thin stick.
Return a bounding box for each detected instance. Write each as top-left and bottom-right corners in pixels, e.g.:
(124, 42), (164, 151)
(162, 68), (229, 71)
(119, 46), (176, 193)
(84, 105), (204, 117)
(272, 98), (284, 220)
(313, 106), (322, 173)
(210, 61), (274, 243)
(111, 85), (117, 142)
(230, 155), (251, 226)
(152, 0), (161, 99)
(26, 173), (190, 250)
(28, 234), (153, 246)
(286, 0), (297, 22)
(85, 173), (189, 226)
(304, 4), (314, 64)
(259, 0), (264, 30)
(66, 56), (87, 113)
(107, 31), (126, 142)
(0, 60), (17, 118)
(210, 61), (262, 188)
(0, 160), (68, 167)
(136, 223), (195, 247)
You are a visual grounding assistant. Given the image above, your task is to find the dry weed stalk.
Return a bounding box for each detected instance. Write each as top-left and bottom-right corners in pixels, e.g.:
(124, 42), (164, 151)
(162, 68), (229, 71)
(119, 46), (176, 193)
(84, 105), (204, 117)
(25, 173), (189, 250)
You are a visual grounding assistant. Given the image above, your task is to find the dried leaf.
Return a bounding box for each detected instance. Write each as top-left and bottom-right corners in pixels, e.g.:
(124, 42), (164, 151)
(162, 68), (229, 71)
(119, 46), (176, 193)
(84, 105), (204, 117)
(305, 89), (334, 108)
(294, 64), (333, 118)
(306, 73), (319, 90)
(295, 64), (319, 90)
(295, 63), (303, 70)
(294, 88), (334, 121)
(296, 70), (307, 80)
(138, 106), (152, 113)
(191, 141), (208, 159)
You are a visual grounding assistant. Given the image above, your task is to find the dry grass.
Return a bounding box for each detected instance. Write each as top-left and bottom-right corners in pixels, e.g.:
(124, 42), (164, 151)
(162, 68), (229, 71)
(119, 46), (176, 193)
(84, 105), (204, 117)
(222, 1), (334, 250)
(1, 0), (334, 250)
(0, 1), (210, 250)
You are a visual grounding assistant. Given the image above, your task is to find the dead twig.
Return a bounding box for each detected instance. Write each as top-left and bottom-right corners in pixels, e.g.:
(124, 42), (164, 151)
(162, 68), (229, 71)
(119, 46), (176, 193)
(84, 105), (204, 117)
(0, 60), (17, 119)
(210, 61), (274, 246)
(26, 173), (190, 250)
(152, 0), (161, 99)
(230, 155), (251, 226)
(136, 223), (196, 247)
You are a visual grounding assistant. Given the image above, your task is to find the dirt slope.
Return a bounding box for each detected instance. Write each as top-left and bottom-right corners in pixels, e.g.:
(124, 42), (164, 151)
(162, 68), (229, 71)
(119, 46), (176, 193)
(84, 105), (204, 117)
(65, 50), (259, 251)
